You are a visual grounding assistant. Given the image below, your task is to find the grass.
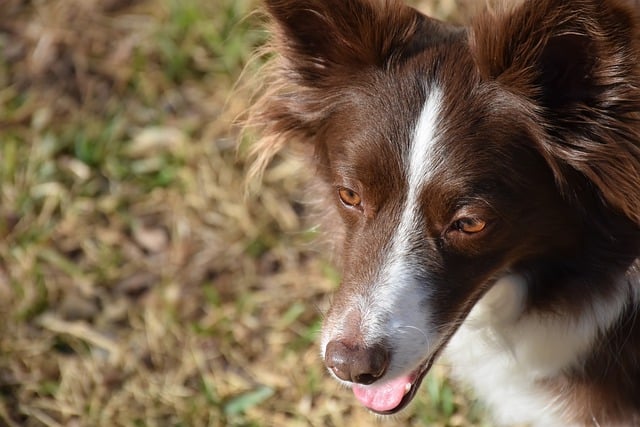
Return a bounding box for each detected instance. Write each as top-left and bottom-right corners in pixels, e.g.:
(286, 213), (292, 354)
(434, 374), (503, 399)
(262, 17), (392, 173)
(0, 0), (490, 425)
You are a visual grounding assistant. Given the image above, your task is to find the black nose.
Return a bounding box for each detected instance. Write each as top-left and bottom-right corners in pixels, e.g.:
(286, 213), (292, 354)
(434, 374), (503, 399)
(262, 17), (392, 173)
(324, 340), (389, 385)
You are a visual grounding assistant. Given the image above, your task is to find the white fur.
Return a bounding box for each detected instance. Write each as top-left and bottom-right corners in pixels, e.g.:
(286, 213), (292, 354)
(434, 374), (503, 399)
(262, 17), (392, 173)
(444, 274), (631, 426)
(406, 87), (443, 195)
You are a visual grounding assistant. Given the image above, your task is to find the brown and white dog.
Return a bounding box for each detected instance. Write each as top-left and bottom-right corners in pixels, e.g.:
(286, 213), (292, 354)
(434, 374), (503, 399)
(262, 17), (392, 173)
(249, 0), (640, 425)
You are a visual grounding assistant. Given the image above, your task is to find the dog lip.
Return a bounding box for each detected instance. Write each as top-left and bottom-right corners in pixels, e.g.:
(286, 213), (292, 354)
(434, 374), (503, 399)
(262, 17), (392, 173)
(366, 354), (435, 415)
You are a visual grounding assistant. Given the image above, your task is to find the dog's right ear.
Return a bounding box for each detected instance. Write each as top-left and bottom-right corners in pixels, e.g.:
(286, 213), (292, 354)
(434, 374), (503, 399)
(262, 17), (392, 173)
(264, 0), (430, 82)
(246, 0), (452, 180)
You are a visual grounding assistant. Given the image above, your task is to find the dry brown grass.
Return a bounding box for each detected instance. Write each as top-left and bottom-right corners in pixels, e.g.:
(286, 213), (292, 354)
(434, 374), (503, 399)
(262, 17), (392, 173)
(0, 0), (490, 425)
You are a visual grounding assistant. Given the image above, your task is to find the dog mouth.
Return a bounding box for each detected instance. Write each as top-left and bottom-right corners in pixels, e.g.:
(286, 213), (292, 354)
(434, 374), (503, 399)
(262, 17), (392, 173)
(340, 278), (495, 414)
(351, 354), (435, 414)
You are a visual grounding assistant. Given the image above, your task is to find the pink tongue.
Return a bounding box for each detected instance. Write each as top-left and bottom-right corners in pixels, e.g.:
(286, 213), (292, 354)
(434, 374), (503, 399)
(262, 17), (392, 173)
(352, 375), (412, 412)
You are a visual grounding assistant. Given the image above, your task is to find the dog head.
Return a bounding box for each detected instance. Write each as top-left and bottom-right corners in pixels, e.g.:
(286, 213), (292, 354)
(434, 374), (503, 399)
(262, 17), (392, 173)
(251, 0), (640, 414)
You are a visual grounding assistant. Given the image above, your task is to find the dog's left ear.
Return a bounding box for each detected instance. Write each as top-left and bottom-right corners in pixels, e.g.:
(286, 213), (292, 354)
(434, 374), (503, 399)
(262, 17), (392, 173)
(471, 0), (640, 224)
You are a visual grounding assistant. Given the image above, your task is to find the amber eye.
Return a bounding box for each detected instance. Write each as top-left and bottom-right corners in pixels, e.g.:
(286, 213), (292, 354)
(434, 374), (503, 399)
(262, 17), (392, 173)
(338, 187), (362, 208)
(454, 217), (486, 234)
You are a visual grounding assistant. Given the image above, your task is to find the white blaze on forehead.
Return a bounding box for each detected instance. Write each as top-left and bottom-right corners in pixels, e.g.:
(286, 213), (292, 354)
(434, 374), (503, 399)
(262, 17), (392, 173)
(360, 87), (443, 377)
(320, 87), (445, 382)
(407, 87), (443, 201)
(385, 86), (443, 284)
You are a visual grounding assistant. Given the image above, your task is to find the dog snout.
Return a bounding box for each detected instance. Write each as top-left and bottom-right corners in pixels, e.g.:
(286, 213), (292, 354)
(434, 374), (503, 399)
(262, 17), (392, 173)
(324, 340), (389, 384)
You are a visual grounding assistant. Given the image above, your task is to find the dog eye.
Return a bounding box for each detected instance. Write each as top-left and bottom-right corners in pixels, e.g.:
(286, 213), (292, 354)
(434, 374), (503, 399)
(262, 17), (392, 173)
(454, 217), (486, 234)
(338, 187), (362, 208)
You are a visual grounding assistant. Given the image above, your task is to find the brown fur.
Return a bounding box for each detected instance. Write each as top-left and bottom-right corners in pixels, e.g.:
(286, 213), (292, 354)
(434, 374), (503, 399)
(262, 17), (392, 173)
(246, 0), (640, 424)
(471, 0), (640, 226)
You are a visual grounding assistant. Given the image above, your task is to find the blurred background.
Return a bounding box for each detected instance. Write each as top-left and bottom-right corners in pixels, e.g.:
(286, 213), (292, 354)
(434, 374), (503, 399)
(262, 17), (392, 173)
(0, 0), (489, 425)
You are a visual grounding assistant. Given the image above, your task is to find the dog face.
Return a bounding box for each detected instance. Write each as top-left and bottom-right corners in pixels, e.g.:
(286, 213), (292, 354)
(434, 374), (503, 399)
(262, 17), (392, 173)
(314, 57), (580, 413)
(252, 0), (640, 415)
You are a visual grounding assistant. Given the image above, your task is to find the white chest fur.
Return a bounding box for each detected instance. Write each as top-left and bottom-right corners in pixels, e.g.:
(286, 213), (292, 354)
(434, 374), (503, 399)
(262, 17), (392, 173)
(443, 275), (629, 427)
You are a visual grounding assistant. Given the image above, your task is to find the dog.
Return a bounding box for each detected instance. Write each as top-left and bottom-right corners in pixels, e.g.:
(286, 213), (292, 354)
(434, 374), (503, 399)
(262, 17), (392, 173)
(248, 0), (640, 425)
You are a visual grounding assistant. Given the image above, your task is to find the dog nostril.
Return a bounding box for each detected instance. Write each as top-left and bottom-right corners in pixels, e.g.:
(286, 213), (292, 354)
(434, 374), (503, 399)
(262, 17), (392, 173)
(353, 372), (378, 385)
(325, 340), (389, 385)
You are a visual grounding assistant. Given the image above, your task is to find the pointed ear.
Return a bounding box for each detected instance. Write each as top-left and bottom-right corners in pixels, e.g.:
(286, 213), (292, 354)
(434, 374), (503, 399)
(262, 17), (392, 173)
(264, 0), (444, 83)
(247, 0), (459, 180)
(471, 0), (640, 224)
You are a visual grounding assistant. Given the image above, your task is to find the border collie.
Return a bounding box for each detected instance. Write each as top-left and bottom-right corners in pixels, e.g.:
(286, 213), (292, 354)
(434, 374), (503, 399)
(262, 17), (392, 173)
(248, 0), (640, 425)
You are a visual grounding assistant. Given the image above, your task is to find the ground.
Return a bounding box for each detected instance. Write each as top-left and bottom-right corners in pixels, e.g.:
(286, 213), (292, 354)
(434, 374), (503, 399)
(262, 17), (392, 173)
(0, 0), (489, 425)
